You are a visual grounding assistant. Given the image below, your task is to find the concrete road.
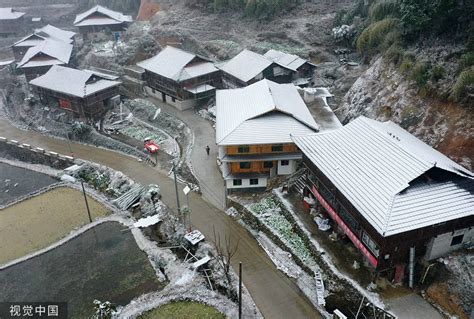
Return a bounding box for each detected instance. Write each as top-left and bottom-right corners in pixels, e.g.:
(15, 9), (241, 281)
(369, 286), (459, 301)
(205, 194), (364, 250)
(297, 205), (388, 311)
(387, 294), (443, 319)
(0, 119), (320, 319)
(147, 97), (226, 210)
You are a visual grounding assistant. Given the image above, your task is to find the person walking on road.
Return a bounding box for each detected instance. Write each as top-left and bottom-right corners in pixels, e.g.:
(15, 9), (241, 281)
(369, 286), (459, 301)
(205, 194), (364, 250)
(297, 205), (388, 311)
(205, 145), (210, 156)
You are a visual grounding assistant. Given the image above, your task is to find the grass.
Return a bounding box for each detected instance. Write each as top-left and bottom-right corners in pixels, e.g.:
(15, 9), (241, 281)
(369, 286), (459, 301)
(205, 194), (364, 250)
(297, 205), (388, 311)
(451, 66), (474, 101)
(0, 186), (110, 265)
(139, 301), (225, 319)
(356, 18), (400, 55)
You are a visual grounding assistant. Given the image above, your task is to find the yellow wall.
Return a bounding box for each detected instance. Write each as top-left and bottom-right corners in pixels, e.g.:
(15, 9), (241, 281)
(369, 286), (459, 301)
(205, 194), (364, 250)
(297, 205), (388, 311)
(226, 143), (298, 155)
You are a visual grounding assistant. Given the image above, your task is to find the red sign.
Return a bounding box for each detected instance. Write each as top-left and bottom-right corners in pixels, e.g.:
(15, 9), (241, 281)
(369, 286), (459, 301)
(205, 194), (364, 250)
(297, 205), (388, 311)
(311, 186), (378, 267)
(59, 99), (72, 110)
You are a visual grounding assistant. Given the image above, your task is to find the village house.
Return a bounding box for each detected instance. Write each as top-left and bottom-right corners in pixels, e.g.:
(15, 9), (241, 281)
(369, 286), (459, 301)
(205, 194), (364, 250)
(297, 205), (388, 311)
(0, 8), (25, 37)
(264, 49), (316, 86)
(292, 116), (474, 281)
(137, 46), (221, 110)
(74, 5), (133, 41)
(17, 38), (73, 81)
(29, 65), (121, 123)
(219, 49), (296, 88)
(11, 24), (75, 62)
(216, 79), (319, 191)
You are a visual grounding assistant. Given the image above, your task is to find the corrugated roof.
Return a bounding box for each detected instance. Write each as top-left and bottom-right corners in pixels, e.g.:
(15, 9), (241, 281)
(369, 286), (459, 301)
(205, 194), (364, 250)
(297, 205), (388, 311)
(0, 8), (25, 20)
(216, 79), (318, 145)
(18, 38), (73, 68)
(29, 65), (121, 98)
(137, 46), (216, 82)
(292, 116), (474, 236)
(264, 49), (313, 72)
(219, 49), (273, 83)
(74, 5), (132, 26)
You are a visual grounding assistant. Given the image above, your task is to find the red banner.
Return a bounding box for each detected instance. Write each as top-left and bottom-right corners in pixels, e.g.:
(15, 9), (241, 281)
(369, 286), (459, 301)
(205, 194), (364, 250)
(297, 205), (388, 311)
(311, 185), (378, 267)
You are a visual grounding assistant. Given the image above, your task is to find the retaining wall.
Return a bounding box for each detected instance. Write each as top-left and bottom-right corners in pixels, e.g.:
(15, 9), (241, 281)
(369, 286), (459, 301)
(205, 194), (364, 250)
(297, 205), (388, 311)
(0, 136), (74, 170)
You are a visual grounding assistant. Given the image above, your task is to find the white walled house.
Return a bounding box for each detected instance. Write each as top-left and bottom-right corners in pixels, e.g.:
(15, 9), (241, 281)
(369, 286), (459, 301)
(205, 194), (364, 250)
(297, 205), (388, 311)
(216, 79), (318, 191)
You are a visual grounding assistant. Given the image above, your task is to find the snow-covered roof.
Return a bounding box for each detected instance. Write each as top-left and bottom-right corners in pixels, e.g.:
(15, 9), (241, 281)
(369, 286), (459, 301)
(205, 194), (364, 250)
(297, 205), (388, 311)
(292, 116), (474, 237)
(137, 46), (217, 82)
(0, 8), (25, 20)
(13, 25), (75, 47)
(74, 5), (132, 27)
(18, 39), (73, 68)
(219, 49), (273, 83)
(264, 49), (314, 72)
(216, 79), (318, 145)
(29, 65), (121, 98)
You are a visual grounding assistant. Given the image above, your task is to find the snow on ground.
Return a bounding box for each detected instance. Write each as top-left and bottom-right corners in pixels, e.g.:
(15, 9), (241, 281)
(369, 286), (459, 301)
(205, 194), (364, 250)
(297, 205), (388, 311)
(274, 189), (387, 309)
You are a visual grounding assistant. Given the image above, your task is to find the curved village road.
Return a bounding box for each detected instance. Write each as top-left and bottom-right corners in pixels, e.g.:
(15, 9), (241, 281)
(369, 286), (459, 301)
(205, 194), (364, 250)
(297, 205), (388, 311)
(0, 119), (320, 319)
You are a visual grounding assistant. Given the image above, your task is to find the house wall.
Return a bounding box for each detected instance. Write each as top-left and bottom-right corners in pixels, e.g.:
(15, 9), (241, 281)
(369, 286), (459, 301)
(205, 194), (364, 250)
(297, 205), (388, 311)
(277, 159), (295, 175)
(144, 86), (195, 110)
(226, 143), (298, 155)
(303, 156), (474, 271)
(23, 65), (55, 82)
(0, 17), (24, 36)
(12, 46), (34, 62)
(226, 176), (268, 190)
(229, 161), (274, 175)
(425, 227), (474, 260)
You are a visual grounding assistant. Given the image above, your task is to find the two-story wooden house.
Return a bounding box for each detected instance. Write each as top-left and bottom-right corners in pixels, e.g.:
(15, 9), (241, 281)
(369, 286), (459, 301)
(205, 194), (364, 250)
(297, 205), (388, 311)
(0, 8), (25, 37)
(11, 24), (75, 62)
(74, 5), (132, 41)
(29, 65), (121, 122)
(219, 49), (296, 88)
(216, 79), (319, 191)
(137, 46), (221, 110)
(292, 117), (474, 279)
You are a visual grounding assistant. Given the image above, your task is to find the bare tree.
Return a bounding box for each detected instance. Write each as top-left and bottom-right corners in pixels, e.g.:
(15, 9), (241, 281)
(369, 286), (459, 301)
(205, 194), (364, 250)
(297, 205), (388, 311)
(211, 226), (239, 296)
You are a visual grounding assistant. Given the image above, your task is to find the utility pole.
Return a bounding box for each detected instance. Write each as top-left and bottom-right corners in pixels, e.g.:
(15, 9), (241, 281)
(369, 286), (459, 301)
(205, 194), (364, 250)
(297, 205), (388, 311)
(172, 161), (181, 214)
(81, 181), (93, 223)
(239, 262), (242, 319)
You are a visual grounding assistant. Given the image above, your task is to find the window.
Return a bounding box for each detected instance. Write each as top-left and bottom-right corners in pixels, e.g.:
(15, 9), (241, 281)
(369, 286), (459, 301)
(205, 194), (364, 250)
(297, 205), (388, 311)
(238, 145), (250, 153)
(172, 97), (176, 102)
(233, 179), (242, 186)
(152, 88), (156, 93)
(250, 178), (259, 185)
(362, 232), (380, 257)
(239, 162), (251, 169)
(450, 234), (464, 246)
(272, 144), (283, 152)
(281, 160), (289, 166)
(263, 161), (273, 168)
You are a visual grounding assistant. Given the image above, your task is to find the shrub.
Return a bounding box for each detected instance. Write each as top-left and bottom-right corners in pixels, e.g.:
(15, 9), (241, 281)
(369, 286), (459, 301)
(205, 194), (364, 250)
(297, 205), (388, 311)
(410, 61), (431, 87)
(369, 0), (400, 22)
(384, 44), (404, 65)
(431, 64), (446, 82)
(458, 52), (474, 72)
(451, 66), (474, 101)
(399, 53), (415, 74)
(356, 18), (401, 55)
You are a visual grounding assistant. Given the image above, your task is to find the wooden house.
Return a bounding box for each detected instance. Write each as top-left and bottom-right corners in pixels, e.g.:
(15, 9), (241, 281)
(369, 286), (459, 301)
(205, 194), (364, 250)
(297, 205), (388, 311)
(74, 5), (132, 41)
(264, 49), (316, 86)
(29, 65), (121, 121)
(219, 49), (296, 88)
(17, 38), (73, 81)
(0, 8), (25, 37)
(216, 79), (319, 191)
(137, 46), (222, 110)
(292, 117), (474, 279)
(11, 24), (75, 62)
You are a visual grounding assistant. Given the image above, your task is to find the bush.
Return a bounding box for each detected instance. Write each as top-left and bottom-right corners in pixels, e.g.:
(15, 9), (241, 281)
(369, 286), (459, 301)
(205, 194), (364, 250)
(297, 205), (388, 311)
(458, 52), (474, 72)
(356, 18), (401, 55)
(369, 0), (400, 22)
(431, 64), (446, 82)
(399, 53), (415, 74)
(410, 61), (431, 87)
(384, 44), (404, 65)
(451, 66), (474, 101)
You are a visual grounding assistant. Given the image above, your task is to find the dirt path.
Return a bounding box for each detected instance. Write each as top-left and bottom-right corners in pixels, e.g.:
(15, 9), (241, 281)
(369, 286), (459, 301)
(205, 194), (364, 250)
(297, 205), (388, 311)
(0, 119), (320, 319)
